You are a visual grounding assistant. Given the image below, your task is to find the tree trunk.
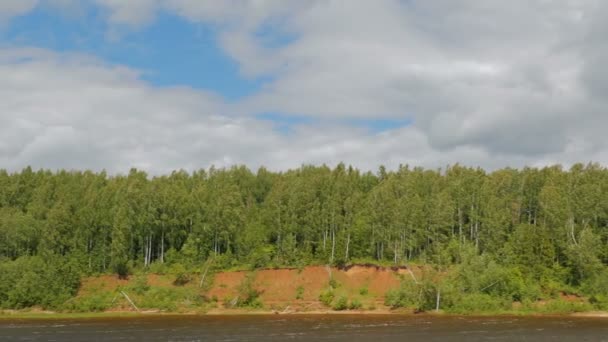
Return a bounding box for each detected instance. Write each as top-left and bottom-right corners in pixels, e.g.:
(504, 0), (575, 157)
(121, 291), (140, 312)
(330, 227), (336, 263)
(160, 227), (165, 264)
(144, 235), (148, 267)
(458, 207), (463, 244)
(148, 233), (152, 265)
(345, 232), (350, 261)
(435, 289), (441, 312)
(393, 240), (398, 264)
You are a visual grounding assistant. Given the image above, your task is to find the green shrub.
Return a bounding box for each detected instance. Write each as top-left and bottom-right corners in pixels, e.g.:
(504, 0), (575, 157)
(235, 272), (263, 308)
(581, 270), (608, 304)
(248, 246), (275, 269)
(332, 296), (348, 311)
(129, 274), (150, 295)
(170, 263), (192, 286)
(148, 262), (168, 275)
(0, 256), (80, 310)
(65, 291), (113, 312)
(359, 287), (369, 296)
(137, 287), (203, 311)
(113, 261), (130, 280)
(349, 298), (363, 310)
(589, 294), (608, 310)
(447, 294), (511, 314)
(384, 280), (418, 309)
(319, 289), (335, 307)
(295, 285), (305, 300)
(539, 299), (593, 314)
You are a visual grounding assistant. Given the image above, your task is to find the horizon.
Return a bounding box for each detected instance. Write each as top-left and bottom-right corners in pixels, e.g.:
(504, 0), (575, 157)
(1, 161), (605, 177)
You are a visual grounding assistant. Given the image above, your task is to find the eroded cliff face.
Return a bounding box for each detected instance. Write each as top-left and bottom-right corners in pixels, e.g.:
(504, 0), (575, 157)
(77, 265), (417, 313)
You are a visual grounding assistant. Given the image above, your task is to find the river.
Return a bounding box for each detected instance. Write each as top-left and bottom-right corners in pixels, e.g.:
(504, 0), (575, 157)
(1, 314), (607, 341)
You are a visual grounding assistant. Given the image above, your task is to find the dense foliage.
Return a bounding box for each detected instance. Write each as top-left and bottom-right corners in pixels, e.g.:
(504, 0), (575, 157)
(0, 163), (607, 310)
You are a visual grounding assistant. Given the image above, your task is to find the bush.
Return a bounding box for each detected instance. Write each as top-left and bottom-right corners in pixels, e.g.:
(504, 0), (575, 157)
(581, 269), (608, 309)
(170, 263), (192, 286)
(447, 294), (511, 314)
(137, 286), (203, 311)
(319, 289), (335, 307)
(235, 272), (263, 308)
(359, 287), (369, 296)
(0, 256), (81, 310)
(113, 260), (130, 280)
(349, 298), (363, 310)
(332, 296), (348, 311)
(589, 294), (608, 310)
(129, 274), (150, 295)
(384, 280), (419, 309)
(148, 262), (168, 275)
(248, 246), (275, 269)
(295, 285), (305, 300)
(65, 291), (113, 312)
(538, 299), (593, 314)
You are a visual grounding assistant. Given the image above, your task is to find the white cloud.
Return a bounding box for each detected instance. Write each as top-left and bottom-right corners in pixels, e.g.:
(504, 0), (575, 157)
(94, 0), (160, 27)
(2, 1), (608, 172)
(0, 0), (38, 21)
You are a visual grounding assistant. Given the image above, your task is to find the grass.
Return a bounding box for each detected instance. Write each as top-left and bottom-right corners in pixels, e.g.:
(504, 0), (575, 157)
(0, 311), (145, 320)
(3, 265), (606, 318)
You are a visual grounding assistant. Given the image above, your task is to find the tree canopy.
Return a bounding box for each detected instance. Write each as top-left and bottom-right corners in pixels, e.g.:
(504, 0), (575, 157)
(0, 163), (607, 309)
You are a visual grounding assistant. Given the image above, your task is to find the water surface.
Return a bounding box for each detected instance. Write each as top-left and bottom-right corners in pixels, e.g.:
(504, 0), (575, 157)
(1, 314), (607, 341)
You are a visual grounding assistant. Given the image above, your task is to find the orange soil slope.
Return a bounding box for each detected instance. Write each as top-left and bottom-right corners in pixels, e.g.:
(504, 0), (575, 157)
(79, 265), (415, 312)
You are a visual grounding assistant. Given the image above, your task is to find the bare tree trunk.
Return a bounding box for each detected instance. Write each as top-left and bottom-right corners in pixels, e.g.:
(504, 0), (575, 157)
(88, 237), (92, 270)
(458, 207), (463, 244)
(345, 232), (350, 261)
(144, 235), (148, 267)
(148, 233), (152, 265)
(475, 221), (479, 249)
(404, 264), (418, 284)
(435, 289), (441, 312)
(569, 217), (578, 245)
(199, 258), (213, 288)
(121, 291), (140, 312)
(394, 240), (398, 264)
(330, 228), (336, 264)
(160, 227), (164, 264)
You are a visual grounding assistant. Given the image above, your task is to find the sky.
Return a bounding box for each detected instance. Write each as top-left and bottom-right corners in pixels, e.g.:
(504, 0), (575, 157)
(0, 0), (607, 174)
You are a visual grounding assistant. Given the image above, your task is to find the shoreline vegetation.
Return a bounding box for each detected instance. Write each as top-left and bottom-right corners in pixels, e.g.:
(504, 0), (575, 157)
(1, 165), (607, 318)
(2, 309), (608, 320)
(1, 263), (607, 320)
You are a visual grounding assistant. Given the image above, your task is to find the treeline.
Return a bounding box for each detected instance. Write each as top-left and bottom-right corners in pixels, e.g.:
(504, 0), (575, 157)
(0, 163), (607, 309)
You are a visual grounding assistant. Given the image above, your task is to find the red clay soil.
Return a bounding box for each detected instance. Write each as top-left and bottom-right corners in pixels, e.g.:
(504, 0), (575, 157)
(78, 275), (131, 294)
(205, 265), (408, 310)
(78, 264), (416, 312)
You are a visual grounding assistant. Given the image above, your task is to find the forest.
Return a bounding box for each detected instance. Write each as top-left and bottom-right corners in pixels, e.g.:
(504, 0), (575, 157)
(0, 163), (607, 312)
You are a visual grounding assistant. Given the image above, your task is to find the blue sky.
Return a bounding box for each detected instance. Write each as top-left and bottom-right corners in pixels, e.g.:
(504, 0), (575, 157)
(0, 1), (603, 173)
(1, 3), (412, 134)
(2, 6), (262, 100)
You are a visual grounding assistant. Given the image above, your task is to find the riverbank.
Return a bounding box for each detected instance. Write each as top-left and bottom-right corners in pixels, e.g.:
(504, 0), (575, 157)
(2, 264), (606, 319)
(2, 309), (608, 320)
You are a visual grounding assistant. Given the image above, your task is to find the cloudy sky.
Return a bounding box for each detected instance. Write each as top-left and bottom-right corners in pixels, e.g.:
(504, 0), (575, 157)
(0, 0), (606, 174)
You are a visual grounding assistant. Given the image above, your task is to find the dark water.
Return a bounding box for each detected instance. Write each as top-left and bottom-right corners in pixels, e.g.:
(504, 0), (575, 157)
(1, 315), (607, 341)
